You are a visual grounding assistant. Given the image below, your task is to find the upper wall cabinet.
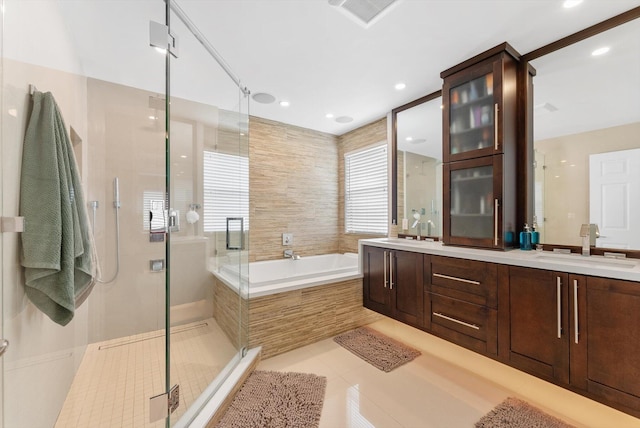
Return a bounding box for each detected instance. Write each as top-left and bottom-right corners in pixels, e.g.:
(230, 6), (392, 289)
(442, 43), (519, 163)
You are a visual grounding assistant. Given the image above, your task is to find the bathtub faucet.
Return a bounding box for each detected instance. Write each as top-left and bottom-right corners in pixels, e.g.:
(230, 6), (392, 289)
(284, 249), (301, 260)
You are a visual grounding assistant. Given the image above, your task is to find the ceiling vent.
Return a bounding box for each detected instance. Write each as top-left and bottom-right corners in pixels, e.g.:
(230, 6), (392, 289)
(329, 0), (399, 27)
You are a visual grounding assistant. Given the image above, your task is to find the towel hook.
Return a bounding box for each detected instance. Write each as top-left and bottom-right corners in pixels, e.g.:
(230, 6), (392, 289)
(29, 84), (38, 95)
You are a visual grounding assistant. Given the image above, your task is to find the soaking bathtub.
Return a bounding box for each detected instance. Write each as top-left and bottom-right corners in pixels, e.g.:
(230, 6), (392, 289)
(211, 253), (361, 298)
(209, 252), (380, 358)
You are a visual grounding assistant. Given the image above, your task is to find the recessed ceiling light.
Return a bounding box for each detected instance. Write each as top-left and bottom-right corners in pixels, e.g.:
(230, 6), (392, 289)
(406, 136), (413, 141)
(148, 115), (157, 120)
(279, 100), (290, 107)
(592, 46), (610, 56)
(180, 155), (187, 159)
(252, 93), (276, 104)
(335, 116), (353, 123)
(326, 113), (334, 119)
(563, 0), (583, 8)
(560, 159), (567, 163)
(395, 82), (406, 90)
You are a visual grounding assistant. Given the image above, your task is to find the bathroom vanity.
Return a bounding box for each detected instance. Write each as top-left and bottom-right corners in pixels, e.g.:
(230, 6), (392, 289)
(360, 238), (640, 418)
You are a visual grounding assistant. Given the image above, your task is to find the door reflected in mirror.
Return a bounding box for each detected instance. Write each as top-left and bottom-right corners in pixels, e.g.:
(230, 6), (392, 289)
(532, 17), (640, 250)
(396, 96), (443, 239)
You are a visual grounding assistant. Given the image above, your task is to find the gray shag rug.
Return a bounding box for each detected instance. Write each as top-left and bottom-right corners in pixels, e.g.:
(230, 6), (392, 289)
(333, 326), (421, 372)
(476, 397), (576, 428)
(215, 370), (326, 428)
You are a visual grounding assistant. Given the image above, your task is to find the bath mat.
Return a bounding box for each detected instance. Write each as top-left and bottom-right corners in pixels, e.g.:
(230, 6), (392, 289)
(215, 370), (326, 428)
(333, 326), (421, 372)
(475, 397), (575, 428)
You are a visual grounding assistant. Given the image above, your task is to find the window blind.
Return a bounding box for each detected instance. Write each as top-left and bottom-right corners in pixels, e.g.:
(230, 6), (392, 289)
(345, 143), (388, 234)
(203, 150), (249, 232)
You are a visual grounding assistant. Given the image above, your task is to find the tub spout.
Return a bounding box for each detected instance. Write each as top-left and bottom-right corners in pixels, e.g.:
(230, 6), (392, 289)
(284, 249), (301, 260)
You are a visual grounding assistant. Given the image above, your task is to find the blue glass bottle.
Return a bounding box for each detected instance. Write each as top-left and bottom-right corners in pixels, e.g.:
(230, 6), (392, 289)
(531, 220), (540, 246)
(519, 223), (532, 251)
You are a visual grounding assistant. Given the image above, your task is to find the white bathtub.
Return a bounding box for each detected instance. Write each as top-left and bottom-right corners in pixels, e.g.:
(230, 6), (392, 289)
(211, 253), (361, 298)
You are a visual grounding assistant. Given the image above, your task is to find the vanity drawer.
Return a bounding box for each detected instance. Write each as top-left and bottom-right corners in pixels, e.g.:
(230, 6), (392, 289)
(425, 292), (497, 356)
(427, 255), (497, 308)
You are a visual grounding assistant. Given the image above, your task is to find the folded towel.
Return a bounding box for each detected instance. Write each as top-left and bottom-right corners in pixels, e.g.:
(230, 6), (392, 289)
(20, 91), (96, 326)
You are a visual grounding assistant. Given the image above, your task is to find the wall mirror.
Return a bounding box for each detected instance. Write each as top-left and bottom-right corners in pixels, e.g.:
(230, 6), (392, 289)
(530, 16), (640, 250)
(393, 92), (443, 239)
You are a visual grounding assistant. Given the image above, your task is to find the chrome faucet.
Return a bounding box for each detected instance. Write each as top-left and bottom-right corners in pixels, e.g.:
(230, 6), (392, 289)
(284, 249), (301, 260)
(579, 223), (600, 256)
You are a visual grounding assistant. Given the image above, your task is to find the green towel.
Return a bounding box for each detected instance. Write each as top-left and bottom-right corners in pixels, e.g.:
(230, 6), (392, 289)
(20, 91), (96, 326)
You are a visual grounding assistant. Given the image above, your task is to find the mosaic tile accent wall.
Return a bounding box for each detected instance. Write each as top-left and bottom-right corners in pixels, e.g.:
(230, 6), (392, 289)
(249, 117), (340, 262)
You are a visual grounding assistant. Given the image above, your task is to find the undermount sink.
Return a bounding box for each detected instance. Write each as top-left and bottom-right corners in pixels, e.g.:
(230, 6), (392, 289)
(534, 253), (637, 269)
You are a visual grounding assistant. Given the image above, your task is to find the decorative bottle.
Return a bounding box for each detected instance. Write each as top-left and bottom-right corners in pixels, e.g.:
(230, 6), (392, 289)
(531, 219), (540, 246)
(519, 223), (532, 251)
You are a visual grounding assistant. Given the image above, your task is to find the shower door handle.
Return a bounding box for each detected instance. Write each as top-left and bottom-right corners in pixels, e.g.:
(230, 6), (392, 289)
(0, 339), (8, 357)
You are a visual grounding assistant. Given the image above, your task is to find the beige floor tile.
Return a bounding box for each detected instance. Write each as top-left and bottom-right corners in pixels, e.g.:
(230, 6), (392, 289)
(259, 317), (640, 428)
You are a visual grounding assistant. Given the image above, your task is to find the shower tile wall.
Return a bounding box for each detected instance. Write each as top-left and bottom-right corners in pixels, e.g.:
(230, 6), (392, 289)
(2, 60), (91, 427)
(249, 117), (340, 262)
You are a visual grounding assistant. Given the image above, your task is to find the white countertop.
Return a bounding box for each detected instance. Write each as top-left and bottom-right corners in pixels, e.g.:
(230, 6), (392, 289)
(359, 238), (640, 283)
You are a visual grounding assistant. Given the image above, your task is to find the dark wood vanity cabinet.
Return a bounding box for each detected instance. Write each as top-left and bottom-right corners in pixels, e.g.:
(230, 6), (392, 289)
(569, 275), (640, 414)
(362, 246), (640, 417)
(499, 266), (570, 383)
(500, 267), (640, 416)
(441, 44), (519, 250)
(362, 245), (424, 327)
(424, 256), (498, 356)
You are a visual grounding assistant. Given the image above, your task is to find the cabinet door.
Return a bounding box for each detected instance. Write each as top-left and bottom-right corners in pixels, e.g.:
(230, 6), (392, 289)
(444, 59), (498, 162)
(444, 155), (513, 249)
(570, 276), (640, 413)
(390, 250), (424, 327)
(362, 246), (390, 315)
(503, 266), (569, 383)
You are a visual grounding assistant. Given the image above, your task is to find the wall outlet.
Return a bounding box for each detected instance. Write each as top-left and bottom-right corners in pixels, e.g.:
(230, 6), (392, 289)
(282, 233), (293, 246)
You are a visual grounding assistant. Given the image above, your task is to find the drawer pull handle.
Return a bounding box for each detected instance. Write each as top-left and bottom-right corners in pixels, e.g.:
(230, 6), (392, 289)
(433, 312), (480, 330)
(433, 273), (480, 285)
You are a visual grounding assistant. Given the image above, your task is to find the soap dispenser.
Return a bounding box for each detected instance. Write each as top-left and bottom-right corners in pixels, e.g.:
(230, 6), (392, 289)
(531, 218), (540, 246)
(519, 223), (532, 251)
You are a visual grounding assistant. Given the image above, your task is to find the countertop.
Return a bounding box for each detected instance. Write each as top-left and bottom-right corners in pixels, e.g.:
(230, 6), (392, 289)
(359, 237), (640, 282)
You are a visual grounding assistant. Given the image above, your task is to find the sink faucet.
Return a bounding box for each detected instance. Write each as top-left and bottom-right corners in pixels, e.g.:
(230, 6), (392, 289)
(579, 223), (600, 256)
(284, 249), (301, 260)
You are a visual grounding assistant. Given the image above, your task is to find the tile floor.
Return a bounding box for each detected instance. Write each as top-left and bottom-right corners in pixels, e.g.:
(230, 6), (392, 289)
(55, 318), (237, 428)
(258, 317), (640, 428)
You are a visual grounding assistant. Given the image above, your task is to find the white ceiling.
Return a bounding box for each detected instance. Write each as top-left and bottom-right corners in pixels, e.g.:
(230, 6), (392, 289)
(174, 0), (640, 136)
(6, 0), (639, 138)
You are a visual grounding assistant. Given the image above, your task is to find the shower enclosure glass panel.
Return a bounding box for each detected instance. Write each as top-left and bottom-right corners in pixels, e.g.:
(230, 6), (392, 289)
(0, 1), (172, 426)
(168, 5), (249, 425)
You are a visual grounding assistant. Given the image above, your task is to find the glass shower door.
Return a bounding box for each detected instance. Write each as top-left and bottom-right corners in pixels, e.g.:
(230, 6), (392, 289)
(1, 1), (173, 427)
(167, 3), (250, 425)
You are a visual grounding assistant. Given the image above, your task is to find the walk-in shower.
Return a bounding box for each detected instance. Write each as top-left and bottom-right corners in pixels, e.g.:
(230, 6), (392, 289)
(1, 1), (249, 426)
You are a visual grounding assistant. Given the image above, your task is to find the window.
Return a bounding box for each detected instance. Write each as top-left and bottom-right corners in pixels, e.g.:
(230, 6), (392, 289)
(203, 150), (249, 232)
(345, 143), (388, 234)
(142, 190), (166, 231)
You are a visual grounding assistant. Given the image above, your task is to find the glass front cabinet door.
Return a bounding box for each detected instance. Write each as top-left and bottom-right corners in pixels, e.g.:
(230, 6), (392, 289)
(444, 156), (515, 249)
(442, 46), (518, 163)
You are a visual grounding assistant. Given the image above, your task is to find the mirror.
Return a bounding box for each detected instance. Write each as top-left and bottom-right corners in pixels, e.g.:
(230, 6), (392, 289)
(531, 17), (640, 250)
(393, 93), (443, 239)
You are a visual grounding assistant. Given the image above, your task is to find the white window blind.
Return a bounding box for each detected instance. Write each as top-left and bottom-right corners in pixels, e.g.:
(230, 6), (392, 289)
(345, 143), (388, 234)
(143, 190), (166, 231)
(203, 150), (249, 232)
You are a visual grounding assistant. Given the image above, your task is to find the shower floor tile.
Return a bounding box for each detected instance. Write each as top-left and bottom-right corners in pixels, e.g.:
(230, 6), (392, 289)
(54, 318), (237, 428)
(259, 317), (640, 428)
